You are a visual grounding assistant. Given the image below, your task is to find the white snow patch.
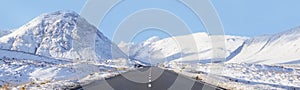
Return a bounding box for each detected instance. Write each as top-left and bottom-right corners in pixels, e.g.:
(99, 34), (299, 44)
(162, 62), (300, 89)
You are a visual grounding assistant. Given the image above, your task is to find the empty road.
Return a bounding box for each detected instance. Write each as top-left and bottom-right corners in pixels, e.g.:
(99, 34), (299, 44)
(74, 67), (225, 90)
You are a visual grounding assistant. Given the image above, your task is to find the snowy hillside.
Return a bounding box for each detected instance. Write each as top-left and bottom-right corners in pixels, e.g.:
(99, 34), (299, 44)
(0, 49), (69, 64)
(0, 56), (131, 89)
(228, 27), (300, 64)
(0, 30), (11, 37)
(162, 63), (300, 90)
(0, 11), (126, 61)
(118, 33), (248, 64)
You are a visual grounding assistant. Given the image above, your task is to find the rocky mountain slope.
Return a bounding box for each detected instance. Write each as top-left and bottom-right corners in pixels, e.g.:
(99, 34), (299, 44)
(0, 11), (126, 62)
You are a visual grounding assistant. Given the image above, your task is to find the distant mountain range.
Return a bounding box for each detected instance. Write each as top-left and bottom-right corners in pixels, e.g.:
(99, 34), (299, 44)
(119, 27), (300, 64)
(118, 33), (248, 64)
(1, 10), (300, 65)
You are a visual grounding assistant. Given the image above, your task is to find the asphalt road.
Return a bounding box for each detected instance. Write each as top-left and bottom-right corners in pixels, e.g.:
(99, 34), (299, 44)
(74, 67), (225, 90)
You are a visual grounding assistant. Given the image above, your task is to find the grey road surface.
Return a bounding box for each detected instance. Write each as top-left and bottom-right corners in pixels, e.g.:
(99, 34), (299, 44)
(74, 67), (225, 90)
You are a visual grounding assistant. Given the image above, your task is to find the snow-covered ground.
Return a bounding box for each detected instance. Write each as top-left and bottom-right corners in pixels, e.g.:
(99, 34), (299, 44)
(161, 62), (300, 90)
(0, 58), (132, 90)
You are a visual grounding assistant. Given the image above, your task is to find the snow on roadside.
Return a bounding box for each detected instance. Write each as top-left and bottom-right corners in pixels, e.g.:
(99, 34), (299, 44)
(0, 58), (133, 90)
(162, 62), (300, 90)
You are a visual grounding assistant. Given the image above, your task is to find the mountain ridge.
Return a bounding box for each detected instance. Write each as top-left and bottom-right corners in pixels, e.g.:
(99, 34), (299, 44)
(119, 26), (300, 64)
(0, 11), (127, 62)
(227, 26), (300, 64)
(118, 32), (248, 64)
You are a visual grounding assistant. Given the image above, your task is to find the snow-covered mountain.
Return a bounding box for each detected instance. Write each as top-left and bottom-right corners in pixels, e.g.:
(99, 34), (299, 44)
(121, 25), (300, 65)
(0, 11), (126, 61)
(227, 27), (300, 64)
(118, 32), (248, 64)
(0, 30), (12, 37)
